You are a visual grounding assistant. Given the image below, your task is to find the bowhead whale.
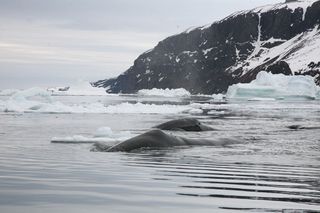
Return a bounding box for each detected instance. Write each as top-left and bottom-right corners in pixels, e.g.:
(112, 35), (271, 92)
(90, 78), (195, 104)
(154, 118), (214, 131)
(93, 129), (238, 152)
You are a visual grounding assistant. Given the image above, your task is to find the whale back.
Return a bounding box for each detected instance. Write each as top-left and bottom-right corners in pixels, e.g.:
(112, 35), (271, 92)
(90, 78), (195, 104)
(154, 118), (214, 131)
(105, 129), (239, 152)
(106, 130), (184, 152)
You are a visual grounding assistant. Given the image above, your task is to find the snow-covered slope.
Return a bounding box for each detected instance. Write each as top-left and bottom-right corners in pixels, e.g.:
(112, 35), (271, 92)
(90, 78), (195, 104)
(229, 24), (320, 77)
(228, 0), (320, 80)
(95, 0), (320, 94)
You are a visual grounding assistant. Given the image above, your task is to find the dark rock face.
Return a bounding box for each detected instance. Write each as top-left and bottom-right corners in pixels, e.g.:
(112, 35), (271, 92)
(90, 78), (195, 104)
(95, 1), (320, 94)
(266, 61), (292, 75)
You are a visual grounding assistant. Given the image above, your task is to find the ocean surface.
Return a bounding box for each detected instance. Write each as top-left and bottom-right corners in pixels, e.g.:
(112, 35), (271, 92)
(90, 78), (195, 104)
(0, 94), (319, 213)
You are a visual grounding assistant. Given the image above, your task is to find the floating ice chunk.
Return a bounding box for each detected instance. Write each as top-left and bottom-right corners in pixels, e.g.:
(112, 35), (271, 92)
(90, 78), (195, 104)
(247, 98), (277, 101)
(93, 127), (114, 138)
(0, 89), (20, 96)
(0, 87), (53, 112)
(11, 87), (52, 101)
(226, 71), (319, 100)
(51, 135), (119, 144)
(51, 127), (132, 144)
(188, 108), (204, 115)
(137, 88), (191, 97)
(93, 126), (132, 139)
(212, 93), (225, 101)
(208, 110), (226, 115)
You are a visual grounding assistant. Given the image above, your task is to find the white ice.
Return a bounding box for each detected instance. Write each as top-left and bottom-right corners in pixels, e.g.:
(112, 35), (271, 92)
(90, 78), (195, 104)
(226, 71), (320, 100)
(51, 126), (132, 144)
(0, 89), (20, 96)
(137, 88), (191, 97)
(0, 87), (193, 114)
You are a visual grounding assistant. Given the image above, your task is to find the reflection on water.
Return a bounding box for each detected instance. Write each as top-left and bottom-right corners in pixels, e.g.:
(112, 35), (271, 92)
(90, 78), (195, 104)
(0, 96), (319, 213)
(126, 152), (320, 212)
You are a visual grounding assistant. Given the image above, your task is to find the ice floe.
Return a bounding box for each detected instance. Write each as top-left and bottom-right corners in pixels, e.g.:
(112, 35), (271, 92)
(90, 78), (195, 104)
(0, 89), (20, 96)
(137, 88), (191, 97)
(226, 71), (320, 100)
(51, 126), (132, 144)
(0, 87), (193, 114)
(0, 99), (193, 114)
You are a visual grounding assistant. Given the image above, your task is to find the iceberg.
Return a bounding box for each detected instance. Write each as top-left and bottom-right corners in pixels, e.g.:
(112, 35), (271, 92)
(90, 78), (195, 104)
(0, 87), (53, 112)
(137, 88), (190, 97)
(226, 71), (320, 100)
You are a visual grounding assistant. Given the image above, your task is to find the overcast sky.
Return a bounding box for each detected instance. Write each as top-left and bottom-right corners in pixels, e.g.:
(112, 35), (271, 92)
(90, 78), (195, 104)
(0, 0), (280, 89)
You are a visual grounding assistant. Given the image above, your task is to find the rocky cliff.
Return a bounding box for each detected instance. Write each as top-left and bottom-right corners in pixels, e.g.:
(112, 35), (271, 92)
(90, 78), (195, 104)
(95, 0), (320, 94)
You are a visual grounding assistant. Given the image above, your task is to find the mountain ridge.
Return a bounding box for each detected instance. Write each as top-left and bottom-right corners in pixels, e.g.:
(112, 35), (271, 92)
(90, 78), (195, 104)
(94, 0), (320, 94)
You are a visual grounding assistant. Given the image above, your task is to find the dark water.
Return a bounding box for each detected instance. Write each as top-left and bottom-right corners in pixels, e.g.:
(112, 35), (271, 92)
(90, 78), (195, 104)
(0, 95), (319, 212)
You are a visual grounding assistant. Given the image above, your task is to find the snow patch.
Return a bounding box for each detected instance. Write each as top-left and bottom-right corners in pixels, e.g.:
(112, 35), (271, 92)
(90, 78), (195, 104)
(219, 0), (317, 26)
(230, 25), (320, 75)
(203, 48), (214, 55)
(235, 47), (240, 60)
(184, 26), (199, 34)
(248, 12), (262, 60)
(253, 0), (317, 14)
(263, 37), (287, 44)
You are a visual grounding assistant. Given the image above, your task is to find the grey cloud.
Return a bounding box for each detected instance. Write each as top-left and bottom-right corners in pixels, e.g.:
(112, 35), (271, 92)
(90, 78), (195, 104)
(0, 0), (281, 89)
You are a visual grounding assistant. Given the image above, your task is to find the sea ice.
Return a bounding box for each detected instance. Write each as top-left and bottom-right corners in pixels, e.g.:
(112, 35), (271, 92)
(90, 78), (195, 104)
(0, 89), (20, 96)
(211, 93), (225, 101)
(0, 87), (192, 114)
(103, 102), (191, 114)
(188, 108), (204, 115)
(51, 126), (132, 144)
(137, 88), (191, 97)
(226, 71), (320, 100)
(0, 87), (53, 112)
